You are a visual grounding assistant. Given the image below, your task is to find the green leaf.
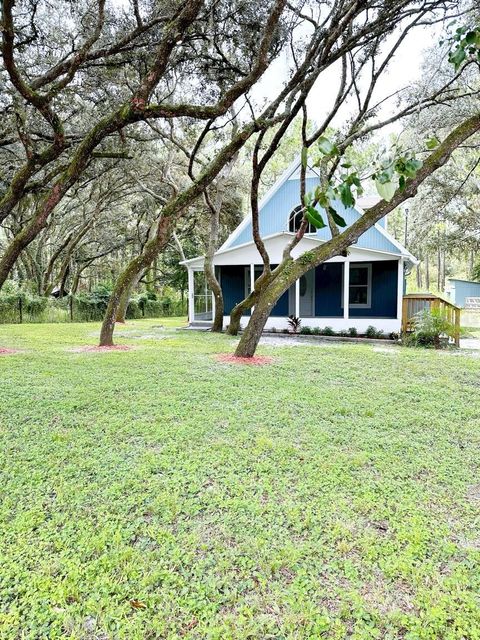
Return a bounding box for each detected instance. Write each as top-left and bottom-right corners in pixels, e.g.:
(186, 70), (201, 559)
(375, 179), (397, 202)
(350, 174), (362, 188)
(377, 169), (394, 184)
(404, 158), (422, 177)
(399, 175), (406, 191)
(305, 206), (326, 229)
(339, 183), (354, 208)
(328, 207), (347, 227)
(448, 46), (466, 70)
(316, 191), (330, 209)
(425, 137), (440, 150)
(301, 147), (308, 169)
(317, 136), (338, 156)
(465, 31), (477, 45)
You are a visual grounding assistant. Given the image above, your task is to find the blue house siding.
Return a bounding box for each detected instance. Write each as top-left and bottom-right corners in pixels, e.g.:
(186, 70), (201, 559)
(220, 266), (246, 315)
(315, 264), (343, 316)
(349, 260), (398, 318)
(220, 261), (398, 319)
(219, 265), (288, 317)
(449, 279), (480, 307)
(229, 176), (401, 254)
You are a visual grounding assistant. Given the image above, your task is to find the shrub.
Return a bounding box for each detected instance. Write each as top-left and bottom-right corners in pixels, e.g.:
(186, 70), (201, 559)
(300, 326), (312, 335)
(365, 325), (381, 339)
(322, 326), (335, 336)
(287, 315), (301, 333)
(311, 326), (321, 335)
(406, 308), (454, 348)
(348, 327), (358, 337)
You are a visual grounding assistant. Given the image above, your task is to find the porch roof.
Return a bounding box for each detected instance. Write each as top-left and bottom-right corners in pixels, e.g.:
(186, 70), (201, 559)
(180, 231), (418, 270)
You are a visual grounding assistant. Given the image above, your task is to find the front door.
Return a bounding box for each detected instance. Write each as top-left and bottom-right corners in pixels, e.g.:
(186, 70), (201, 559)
(300, 269), (315, 317)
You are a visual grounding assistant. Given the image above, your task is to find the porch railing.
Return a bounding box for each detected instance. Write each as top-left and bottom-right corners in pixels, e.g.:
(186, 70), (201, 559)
(401, 293), (461, 347)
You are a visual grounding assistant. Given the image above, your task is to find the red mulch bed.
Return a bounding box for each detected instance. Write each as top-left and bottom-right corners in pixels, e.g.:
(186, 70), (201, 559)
(69, 345), (132, 353)
(214, 353), (274, 366)
(0, 347), (19, 356)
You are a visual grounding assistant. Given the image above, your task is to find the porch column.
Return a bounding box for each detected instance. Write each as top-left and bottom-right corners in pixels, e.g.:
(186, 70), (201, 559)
(397, 257), (404, 319)
(187, 268), (194, 323)
(295, 278), (300, 317)
(250, 263), (255, 309)
(343, 258), (350, 319)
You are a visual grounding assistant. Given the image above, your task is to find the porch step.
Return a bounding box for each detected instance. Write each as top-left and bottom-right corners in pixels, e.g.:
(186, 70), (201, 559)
(183, 321), (213, 331)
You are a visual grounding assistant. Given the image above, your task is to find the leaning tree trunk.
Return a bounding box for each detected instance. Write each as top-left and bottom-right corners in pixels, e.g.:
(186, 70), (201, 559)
(99, 219), (173, 346)
(234, 298), (275, 357)
(204, 255), (224, 332)
(234, 275), (286, 356)
(115, 271), (143, 323)
(227, 293), (256, 335)
(115, 286), (133, 324)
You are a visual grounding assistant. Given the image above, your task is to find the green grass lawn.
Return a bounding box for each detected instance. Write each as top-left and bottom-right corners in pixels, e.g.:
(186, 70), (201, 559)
(1, 319), (480, 639)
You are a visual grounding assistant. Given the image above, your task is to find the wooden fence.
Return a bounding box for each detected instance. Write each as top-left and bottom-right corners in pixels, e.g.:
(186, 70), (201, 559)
(402, 293), (461, 347)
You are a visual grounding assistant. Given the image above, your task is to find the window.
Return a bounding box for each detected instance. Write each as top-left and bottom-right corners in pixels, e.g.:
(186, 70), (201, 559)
(288, 205), (316, 234)
(349, 263), (372, 308)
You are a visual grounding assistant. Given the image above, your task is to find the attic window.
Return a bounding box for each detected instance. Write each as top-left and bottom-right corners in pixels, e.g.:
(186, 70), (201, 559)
(288, 205), (316, 234)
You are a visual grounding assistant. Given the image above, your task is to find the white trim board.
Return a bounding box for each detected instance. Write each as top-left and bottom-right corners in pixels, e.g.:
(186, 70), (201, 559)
(224, 316), (401, 333)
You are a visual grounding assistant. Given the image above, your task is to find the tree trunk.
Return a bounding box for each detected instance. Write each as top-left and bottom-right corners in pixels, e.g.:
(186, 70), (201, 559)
(227, 293), (256, 335)
(115, 286), (133, 323)
(99, 219), (173, 346)
(115, 271), (143, 323)
(436, 237), (441, 291)
(416, 259), (422, 289)
(234, 298), (274, 357)
(204, 258), (223, 331)
(425, 253), (430, 290)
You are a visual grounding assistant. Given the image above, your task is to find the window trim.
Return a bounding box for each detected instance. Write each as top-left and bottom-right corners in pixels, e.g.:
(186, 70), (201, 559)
(349, 262), (372, 309)
(287, 205), (317, 235)
(244, 265), (263, 299)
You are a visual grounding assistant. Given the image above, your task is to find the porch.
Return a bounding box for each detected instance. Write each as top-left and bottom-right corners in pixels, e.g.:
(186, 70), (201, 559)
(188, 257), (405, 334)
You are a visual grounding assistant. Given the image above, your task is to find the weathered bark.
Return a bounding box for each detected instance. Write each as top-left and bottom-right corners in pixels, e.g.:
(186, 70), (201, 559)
(416, 261), (423, 289)
(115, 286), (133, 323)
(235, 303), (273, 357)
(99, 218), (174, 346)
(203, 194), (225, 332)
(204, 256), (223, 331)
(115, 271), (144, 323)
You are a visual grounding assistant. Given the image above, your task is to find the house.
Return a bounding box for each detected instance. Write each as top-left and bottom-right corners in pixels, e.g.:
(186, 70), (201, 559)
(447, 278), (480, 309)
(181, 158), (417, 334)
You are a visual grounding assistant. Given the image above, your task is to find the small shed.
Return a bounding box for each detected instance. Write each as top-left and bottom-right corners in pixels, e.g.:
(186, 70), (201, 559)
(448, 278), (480, 308)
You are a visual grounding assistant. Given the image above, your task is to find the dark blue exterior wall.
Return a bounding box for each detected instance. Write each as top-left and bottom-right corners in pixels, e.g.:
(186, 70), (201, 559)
(220, 266), (246, 315)
(219, 260), (398, 318)
(315, 263), (343, 316)
(349, 260), (397, 318)
(219, 265), (288, 316)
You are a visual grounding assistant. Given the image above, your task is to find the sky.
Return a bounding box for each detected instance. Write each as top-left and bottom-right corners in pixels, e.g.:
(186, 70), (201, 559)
(254, 20), (444, 138)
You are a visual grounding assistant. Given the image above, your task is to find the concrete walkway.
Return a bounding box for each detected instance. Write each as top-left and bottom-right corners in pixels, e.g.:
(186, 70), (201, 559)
(460, 338), (480, 350)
